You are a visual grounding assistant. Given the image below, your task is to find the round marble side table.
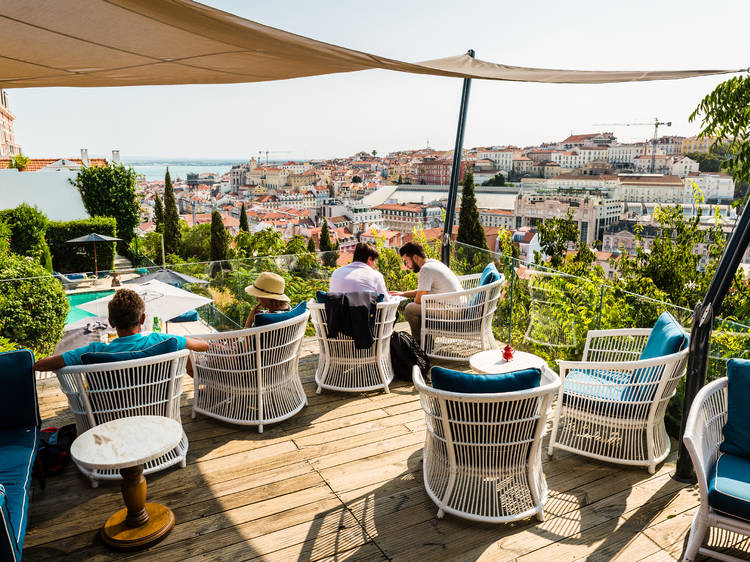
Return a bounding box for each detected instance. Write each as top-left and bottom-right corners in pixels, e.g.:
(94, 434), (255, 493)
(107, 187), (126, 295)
(469, 349), (548, 375)
(70, 415), (183, 550)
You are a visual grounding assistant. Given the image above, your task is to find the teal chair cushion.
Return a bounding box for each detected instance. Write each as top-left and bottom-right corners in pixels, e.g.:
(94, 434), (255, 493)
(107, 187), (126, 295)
(708, 453), (750, 521)
(0, 426), (39, 558)
(638, 311), (687, 361)
(170, 309), (199, 323)
(0, 349), (40, 430)
(431, 366), (541, 394)
(254, 301), (307, 327)
(720, 358), (750, 459)
(478, 262), (501, 287)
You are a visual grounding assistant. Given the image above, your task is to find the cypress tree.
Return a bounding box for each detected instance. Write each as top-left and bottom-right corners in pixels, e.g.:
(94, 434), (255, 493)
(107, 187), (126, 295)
(210, 210), (229, 263)
(319, 220), (339, 267)
(307, 236), (316, 252)
(456, 168), (489, 251)
(162, 168), (182, 255)
(153, 195), (164, 233)
(239, 202), (249, 232)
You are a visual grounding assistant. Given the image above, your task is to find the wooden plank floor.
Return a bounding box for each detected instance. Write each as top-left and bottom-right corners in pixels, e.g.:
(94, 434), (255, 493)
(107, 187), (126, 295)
(23, 336), (749, 561)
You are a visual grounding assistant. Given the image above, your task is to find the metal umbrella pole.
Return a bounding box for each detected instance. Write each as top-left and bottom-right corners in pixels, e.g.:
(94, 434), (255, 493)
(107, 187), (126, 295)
(441, 49), (475, 266)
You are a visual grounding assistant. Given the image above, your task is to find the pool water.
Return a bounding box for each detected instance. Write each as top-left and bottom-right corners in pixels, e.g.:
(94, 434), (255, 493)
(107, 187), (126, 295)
(65, 290), (115, 326)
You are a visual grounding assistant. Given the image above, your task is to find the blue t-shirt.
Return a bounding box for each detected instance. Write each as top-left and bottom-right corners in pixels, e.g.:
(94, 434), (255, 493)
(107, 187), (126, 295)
(62, 333), (188, 367)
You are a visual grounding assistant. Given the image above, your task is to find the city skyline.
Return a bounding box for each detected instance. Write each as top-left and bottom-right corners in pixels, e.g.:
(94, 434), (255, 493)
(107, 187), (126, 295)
(7, 0), (748, 160)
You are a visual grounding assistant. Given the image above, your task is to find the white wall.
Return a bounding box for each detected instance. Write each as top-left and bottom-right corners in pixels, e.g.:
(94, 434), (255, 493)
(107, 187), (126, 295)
(0, 169), (90, 221)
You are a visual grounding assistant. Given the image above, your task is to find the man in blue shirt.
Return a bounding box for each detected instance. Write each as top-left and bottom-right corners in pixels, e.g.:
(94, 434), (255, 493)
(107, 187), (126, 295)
(34, 288), (209, 371)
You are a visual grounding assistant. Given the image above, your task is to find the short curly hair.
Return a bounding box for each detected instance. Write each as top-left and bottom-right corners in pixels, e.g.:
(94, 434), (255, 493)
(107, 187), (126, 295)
(108, 289), (146, 329)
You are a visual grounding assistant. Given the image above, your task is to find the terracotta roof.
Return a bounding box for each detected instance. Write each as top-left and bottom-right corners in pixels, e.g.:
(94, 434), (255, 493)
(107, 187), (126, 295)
(0, 157), (107, 171)
(561, 133), (597, 143)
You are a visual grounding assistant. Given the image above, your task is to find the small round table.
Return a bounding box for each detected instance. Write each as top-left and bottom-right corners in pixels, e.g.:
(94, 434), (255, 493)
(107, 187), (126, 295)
(469, 349), (548, 374)
(70, 415), (183, 550)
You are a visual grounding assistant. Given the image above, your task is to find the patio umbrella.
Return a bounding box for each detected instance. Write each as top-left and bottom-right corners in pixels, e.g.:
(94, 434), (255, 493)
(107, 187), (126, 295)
(65, 233), (122, 276)
(123, 268), (208, 286)
(77, 279), (212, 328)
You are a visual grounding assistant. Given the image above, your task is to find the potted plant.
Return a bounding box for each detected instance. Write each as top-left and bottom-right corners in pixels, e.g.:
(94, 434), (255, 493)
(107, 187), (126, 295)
(10, 153), (29, 172)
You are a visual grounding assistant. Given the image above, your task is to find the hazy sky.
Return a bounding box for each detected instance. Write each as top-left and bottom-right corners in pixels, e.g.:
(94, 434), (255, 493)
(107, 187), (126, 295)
(7, 0), (749, 161)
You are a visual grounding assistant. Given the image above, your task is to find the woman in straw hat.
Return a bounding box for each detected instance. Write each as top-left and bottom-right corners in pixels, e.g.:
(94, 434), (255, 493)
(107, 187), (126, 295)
(244, 272), (291, 328)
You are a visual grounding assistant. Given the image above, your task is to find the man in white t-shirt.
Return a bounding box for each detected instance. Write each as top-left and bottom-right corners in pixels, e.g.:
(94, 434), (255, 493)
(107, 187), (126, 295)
(390, 241), (462, 345)
(329, 242), (388, 297)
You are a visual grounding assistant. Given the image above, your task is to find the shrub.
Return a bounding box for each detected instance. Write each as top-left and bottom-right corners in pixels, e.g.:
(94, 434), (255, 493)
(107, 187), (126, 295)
(46, 217), (117, 273)
(0, 252), (68, 356)
(0, 203), (48, 258)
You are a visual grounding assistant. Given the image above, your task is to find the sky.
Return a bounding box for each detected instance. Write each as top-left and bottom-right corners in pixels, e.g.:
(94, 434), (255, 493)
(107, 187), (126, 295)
(7, 0), (750, 161)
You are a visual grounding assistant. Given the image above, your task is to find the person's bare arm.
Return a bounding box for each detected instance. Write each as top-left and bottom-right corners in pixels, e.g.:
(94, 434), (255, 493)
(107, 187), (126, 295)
(390, 289), (419, 299)
(245, 304), (262, 328)
(34, 354), (66, 372)
(414, 290), (428, 305)
(185, 337), (210, 352)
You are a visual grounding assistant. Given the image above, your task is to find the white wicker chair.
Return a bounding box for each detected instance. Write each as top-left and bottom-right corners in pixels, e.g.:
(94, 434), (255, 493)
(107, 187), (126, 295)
(421, 273), (504, 362)
(190, 310), (309, 432)
(683, 376), (750, 562)
(309, 297), (401, 394)
(548, 328), (689, 473)
(413, 365), (561, 523)
(55, 349), (190, 487)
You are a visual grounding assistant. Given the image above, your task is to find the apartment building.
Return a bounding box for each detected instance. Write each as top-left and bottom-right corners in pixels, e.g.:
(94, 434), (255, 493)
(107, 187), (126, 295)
(607, 143), (646, 167)
(373, 202), (443, 233)
(514, 190), (624, 245)
(685, 172), (735, 202)
(479, 208), (514, 230)
(616, 174), (687, 204)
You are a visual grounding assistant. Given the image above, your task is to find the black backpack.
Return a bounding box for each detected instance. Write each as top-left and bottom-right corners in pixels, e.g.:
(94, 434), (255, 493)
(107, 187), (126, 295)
(36, 424), (77, 477)
(390, 331), (430, 382)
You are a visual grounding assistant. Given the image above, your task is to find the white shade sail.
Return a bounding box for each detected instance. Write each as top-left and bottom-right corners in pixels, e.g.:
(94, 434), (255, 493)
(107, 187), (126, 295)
(78, 279), (212, 322)
(0, 0), (739, 89)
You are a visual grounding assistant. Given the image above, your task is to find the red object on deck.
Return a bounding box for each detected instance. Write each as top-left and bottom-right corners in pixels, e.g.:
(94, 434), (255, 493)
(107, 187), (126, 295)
(502, 345), (515, 361)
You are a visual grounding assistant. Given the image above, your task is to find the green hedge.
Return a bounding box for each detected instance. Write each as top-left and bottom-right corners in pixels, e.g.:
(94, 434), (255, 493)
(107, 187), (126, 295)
(0, 252), (68, 356)
(47, 217), (117, 274)
(0, 203), (48, 258)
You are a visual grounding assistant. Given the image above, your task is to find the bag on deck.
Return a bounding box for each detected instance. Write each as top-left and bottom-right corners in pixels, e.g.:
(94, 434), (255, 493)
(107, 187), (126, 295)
(390, 331), (430, 382)
(36, 424), (77, 476)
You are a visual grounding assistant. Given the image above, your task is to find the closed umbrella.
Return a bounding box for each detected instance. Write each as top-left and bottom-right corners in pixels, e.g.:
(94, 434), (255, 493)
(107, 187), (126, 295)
(77, 280), (212, 330)
(65, 233), (122, 276)
(123, 268), (208, 286)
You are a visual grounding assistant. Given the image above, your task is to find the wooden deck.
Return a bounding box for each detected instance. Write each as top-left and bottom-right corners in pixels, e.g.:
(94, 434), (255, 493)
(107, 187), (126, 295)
(23, 335), (747, 561)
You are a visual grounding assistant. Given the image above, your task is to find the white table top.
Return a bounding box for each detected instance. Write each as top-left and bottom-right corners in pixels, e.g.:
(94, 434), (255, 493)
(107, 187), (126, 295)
(70, 415), (183, 471)
(469, 349), (547, 375)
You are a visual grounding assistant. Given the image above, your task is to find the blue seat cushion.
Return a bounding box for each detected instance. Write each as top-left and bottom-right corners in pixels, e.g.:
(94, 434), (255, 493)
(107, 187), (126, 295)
(170, 309), (199, 323)
(254, 301), (307, 327)
(708, 453), (750, 522)
(562, 368), (646, 417)
(431, 366), (541, 394)
(638, 311), (687, 361)
(80, 337), (179, 364)
(478, 262), (501, 287)
(0, 349), (40, 430)
(720, 358), (750, 459)
(0, 426), (39, 557)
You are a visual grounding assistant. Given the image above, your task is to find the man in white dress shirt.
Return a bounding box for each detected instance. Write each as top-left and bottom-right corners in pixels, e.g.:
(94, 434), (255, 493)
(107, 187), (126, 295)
(329, 242), (389, 297)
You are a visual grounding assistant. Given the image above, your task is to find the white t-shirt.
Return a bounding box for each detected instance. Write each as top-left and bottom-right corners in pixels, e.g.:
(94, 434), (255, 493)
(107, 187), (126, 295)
(417, 259), (462, 295)
(329, 261), (389, 297)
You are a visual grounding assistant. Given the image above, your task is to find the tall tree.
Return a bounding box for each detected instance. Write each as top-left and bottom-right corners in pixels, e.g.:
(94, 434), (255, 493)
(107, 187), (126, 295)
(162, 168), (182, 255)
(239, 202), (249, 232)
(210, 210), (230, 263)
(319, 219), (339, 267)
(71, 162), (139, 245)
(456, 168), (489, 251)
(153, 195), (164, 233)
(537, 211), (580, 268)
(307, 236), (316, 252)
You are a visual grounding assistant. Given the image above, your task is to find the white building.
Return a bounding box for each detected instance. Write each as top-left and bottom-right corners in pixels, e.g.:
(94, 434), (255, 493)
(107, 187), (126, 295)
(478, 209), (515, 230)
(684, 173), (735, 203)
(476, 149), (517, 173)
(617, 174), (687, 204)
(670, 156), (699, 178)
(607, 143), (646, 167)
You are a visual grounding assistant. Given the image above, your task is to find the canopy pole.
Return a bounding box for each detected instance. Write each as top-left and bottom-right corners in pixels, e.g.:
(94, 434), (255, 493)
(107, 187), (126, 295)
(93, 243), (98, 277)
(675, 199), (750, 481)
(441, 49), (475, 266)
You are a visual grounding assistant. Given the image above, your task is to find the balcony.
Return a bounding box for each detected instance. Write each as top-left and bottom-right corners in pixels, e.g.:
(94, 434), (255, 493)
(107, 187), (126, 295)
(13, 242), (750, 559)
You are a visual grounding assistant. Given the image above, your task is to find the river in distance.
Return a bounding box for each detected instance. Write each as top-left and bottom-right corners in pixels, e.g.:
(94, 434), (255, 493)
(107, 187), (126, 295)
(127, 163), (234, 181)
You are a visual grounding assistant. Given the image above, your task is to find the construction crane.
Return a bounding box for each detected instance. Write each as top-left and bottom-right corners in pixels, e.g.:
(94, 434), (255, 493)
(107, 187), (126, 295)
(256, 150), (292, 165)
(593, 118), (672, 173)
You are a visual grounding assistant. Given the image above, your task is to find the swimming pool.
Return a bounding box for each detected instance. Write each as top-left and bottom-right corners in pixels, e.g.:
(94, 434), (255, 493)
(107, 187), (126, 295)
(65, 290), (115, 326)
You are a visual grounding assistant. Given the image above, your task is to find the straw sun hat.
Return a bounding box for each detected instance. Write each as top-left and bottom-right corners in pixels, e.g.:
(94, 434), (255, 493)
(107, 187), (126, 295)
(245, 272), (290, 302)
